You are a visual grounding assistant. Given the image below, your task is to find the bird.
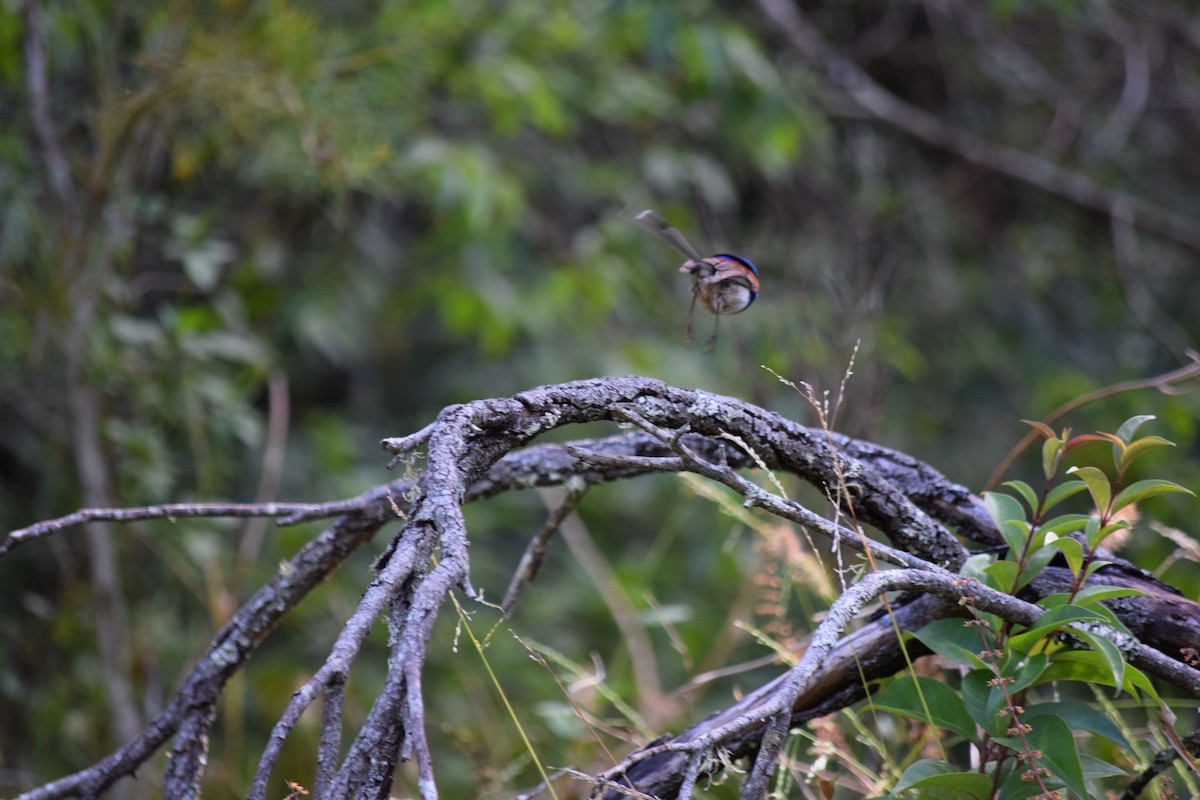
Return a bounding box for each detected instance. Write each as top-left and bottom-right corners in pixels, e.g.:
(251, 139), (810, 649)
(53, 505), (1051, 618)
(632, 209), (759, 349)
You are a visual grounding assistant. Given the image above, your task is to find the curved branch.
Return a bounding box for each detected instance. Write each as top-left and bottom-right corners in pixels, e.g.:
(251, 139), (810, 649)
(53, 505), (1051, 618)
(11, 377), (1200, 800)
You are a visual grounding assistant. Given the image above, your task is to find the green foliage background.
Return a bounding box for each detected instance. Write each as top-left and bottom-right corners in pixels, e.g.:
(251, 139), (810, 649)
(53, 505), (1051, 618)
(2, 0), (1199, 797)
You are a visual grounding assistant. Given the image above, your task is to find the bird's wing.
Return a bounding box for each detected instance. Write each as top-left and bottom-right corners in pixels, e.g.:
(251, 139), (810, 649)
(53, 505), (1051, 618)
(631, 210), (704, 261)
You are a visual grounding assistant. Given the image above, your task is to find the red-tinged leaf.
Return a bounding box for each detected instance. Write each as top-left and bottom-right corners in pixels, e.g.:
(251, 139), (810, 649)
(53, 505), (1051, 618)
(1112, 479), (1195, 512)
(1061, 433), (1108, 453)
(1023, 419), (1057, 439)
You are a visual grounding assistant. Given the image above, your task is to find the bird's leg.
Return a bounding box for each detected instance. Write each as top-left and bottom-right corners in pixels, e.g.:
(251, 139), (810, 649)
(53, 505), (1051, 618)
(705, 312), (720, 351)
(683, 290), (698, 344)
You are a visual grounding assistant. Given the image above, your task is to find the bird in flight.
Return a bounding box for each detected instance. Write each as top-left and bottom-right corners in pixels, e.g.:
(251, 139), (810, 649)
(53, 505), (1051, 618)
(632, 209), (759, 349)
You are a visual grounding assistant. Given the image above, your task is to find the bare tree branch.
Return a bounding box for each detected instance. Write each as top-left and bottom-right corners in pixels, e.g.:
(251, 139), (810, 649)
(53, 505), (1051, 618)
(10, 377), (1200, 799)
(21, 0), (76, 224)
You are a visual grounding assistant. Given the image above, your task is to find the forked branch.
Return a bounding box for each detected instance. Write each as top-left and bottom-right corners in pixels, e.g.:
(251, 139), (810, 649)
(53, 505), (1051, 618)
(7, 377), (1200, 800)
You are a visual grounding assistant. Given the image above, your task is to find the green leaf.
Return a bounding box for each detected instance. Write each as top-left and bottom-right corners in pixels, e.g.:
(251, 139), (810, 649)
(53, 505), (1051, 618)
(996, 766), (1048, 800)
(962, 668), (1007, 737)
(1034, 594), (1130, 637)
(1124, 666), (1161, 704)
(1114, 414), (1156, 445)
(1042, 480), (1088, 513)
(1041, 650), (1151, 703)
(1015, 544), (1057, 592)
(1066, 466), (1110, 514)
(873, 676), (977, 741)
(1041, 513), (1090, 535)
(1047, 537), (1084, 578)
(1062, 628), (1125, 695)
(984, 491), (1032, 555)
(1111, 479), (1195, 512)
(1118, 435), (1174, 474)
(892, 760), (993, 799)
(993, 719), (1089, 797)
(1079, 753), (1131, 779)
(1079, 602), (1132, 637)
(1042, 586), (1144, 607)
(1041, 436), (1064, 481)
(1037, 650), (1119, 687)
(1002, 480), (1039, 514)
(960, 553), (997, 583)
(1028, 714), (1087, 800)
(1082, 559), (1113, 581)
(1007, 606), (1107, 652)
(913, 618), (991, 670)
(983, 560), (1018, 593)
(1076, 585), (1145, 604)
(1086, 520), (1128, 550)
(1005, 653), (1048, 694)
(1024, 702), (1132, 750)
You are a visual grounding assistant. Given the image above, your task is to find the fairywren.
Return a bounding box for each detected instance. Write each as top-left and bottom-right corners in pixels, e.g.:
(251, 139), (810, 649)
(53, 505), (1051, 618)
(633, 210), (759, 348)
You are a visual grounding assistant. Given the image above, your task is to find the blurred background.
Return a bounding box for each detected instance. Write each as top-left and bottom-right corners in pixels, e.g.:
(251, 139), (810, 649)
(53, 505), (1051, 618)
(2, 0), (1199, 797)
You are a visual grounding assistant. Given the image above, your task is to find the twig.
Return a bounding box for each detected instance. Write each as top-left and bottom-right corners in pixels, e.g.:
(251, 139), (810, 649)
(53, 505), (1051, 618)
(314, 672), (347, 797)
(381, 422), (437, 466)
(592, 408), (960, 573)
(1, 502), (331, 556)
(502, 482), (588, 614)
(246, 519), (433, 800)
(984, 351), (1200, 490)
